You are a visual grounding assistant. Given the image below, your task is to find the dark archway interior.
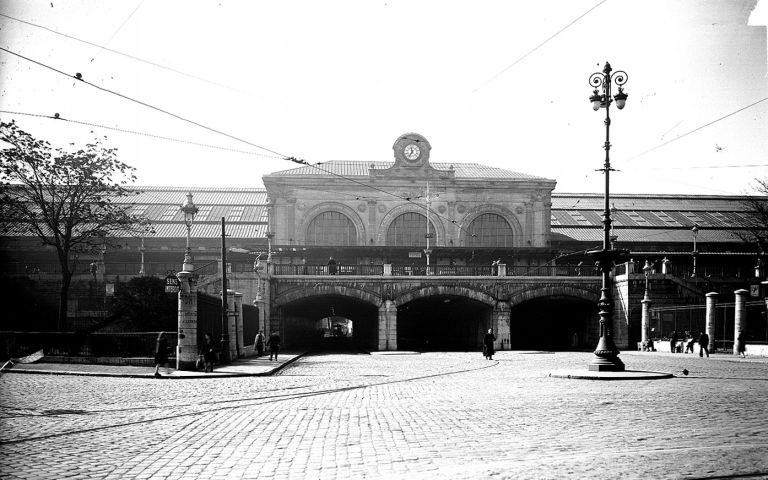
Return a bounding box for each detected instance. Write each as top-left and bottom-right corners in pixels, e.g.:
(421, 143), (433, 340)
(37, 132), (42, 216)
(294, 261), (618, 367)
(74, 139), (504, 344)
(397, 295), (492, 351)
(281, 294), (378, 351)
(509, 296), (596, 350)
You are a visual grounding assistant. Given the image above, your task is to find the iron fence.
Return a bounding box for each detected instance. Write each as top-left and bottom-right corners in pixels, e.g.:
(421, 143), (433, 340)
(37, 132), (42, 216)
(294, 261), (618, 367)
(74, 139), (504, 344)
(649, 301), (767, 350)
(0, 331), (177, 359)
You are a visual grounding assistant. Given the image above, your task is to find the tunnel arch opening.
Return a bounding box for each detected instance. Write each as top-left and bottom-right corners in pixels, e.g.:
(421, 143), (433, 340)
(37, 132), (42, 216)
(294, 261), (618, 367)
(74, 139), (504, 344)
(508, 295), (597, 350)
(397, 294), (493, 351)
(279, 294), (378, 351)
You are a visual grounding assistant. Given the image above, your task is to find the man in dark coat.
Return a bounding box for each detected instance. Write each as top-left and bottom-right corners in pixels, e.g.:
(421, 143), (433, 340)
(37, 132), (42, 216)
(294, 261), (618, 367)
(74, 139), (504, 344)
(267, 331), (281, 361)
(483, 328), (496, 360)
(698, 331), (709, 357)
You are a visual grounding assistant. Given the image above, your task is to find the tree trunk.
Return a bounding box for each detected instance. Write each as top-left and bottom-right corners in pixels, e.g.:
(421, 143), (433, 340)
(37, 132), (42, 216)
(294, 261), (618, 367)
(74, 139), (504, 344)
(58, 271), (72, 332)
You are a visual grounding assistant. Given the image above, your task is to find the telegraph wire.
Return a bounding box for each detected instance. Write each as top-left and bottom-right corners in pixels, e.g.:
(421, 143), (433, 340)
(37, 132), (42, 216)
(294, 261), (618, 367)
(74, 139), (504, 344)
(87, 0), (145, 65)
(0, 12), (248, 94)
(472, 0), (609, 93)
(620, 96), (768, 163)
(0, 46), (288, 159)
(0, 110), (283, 160)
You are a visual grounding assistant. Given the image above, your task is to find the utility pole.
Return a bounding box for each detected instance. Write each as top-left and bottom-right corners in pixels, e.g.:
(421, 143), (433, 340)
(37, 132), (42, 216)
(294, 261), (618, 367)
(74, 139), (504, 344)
(220, 217), (230, 363)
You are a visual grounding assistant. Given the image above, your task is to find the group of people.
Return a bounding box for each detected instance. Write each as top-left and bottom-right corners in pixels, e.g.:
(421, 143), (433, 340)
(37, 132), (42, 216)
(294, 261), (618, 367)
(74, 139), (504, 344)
(151, 329), (284, 377)
(253, 330), (282, 361)
(668, 330), (747, 358)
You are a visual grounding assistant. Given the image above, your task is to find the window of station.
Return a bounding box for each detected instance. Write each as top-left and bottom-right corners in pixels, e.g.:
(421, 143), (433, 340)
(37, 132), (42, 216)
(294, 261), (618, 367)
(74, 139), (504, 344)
(467, 213), (514, 247)
(306, 211), (357, 245)
(130, 205), (148, 217)
(709, 212), (731, 226)
(626, 211), (650, 226)
(386, 212), (436, 247)
(196, 205), (213, 221)
(682, 212), (707, 226)
(652, 211), (679, 226)
(227, 206), (245, 222)
(569, 211), (591, 225)
(159, 206), (178, 221)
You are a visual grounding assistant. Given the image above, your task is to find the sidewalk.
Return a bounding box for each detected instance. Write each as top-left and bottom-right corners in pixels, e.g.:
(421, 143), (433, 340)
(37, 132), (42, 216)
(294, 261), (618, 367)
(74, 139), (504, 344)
(1, 352), (306, 379)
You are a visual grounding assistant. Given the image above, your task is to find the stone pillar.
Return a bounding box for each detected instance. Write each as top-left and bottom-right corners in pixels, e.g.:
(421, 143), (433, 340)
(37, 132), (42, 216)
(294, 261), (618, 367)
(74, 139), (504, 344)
(176, 270), (198, 371)
(234, 291), (244, 358)
(734, 289), (748, 355)
(705, 292), (718, 353)
(497, 264), (506, 277)
(492, 302), (511, 351)
(641, 294), (651, 345)
(383, 264), (392, 276)
(224, 289), (237, 361)
(378, 300), (397, 351)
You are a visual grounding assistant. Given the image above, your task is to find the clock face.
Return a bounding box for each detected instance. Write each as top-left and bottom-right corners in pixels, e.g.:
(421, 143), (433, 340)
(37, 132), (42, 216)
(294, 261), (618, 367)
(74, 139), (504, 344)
(403, 144), (420, 161)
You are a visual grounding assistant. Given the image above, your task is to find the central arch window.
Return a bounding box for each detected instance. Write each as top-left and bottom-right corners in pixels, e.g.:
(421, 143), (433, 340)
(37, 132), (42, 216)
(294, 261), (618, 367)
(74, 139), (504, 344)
(306, 211), (357, 245)
(467, 213), (513, 247)
(386, 212), (436, 246)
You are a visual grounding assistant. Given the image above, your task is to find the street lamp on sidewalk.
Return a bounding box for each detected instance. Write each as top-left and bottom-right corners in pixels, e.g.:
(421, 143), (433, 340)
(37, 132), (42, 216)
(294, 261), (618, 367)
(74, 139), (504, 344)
(691, 224), (699, 277)
(180, 193), (199, 273)
(586, 61), (630, 372)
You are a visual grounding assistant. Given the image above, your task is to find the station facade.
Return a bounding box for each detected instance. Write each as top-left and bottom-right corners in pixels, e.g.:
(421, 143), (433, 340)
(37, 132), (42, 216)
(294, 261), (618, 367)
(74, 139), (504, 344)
(1, 133), (765, 352)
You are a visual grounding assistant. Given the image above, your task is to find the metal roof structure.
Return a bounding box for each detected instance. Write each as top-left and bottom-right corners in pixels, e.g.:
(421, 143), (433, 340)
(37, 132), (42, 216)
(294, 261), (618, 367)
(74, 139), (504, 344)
(265, 161), (549, 180)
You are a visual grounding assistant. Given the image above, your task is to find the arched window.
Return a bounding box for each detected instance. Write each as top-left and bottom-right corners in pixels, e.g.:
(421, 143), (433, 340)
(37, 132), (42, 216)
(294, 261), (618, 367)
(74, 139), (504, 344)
(467, 213), (513, 247)
(306, 211), (357, 245)
(386, 212), (436, 246)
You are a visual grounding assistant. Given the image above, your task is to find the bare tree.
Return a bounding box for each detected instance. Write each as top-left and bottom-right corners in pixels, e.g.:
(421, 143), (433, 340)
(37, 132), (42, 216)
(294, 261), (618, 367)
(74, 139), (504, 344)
(739, 177), (768, 258)
(0, 121), (142, 330)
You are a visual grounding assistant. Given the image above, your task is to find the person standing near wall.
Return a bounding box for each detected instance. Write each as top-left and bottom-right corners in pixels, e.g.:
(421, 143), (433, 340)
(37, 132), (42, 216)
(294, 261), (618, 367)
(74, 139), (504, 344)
(254, 330), (265, 357)
(154, 331), (170, 378)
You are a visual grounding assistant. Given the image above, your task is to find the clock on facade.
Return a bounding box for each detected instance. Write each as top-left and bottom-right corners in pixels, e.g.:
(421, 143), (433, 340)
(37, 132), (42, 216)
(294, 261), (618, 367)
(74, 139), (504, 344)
(403, 144), (421, 161)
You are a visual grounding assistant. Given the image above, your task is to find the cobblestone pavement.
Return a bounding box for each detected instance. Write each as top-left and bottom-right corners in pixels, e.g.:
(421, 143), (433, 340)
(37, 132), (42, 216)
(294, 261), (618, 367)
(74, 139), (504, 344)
(1, 351), (767, 480)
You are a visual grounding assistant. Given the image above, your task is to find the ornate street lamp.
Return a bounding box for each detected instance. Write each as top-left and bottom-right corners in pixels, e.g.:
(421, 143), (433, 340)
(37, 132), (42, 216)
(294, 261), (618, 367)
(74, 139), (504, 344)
(691, 224), (699, 277)
(643, 260), (653, 298)
(180, 192), (199, 272)
(586, 61), (630, 371)
(138, 221), (155, 276)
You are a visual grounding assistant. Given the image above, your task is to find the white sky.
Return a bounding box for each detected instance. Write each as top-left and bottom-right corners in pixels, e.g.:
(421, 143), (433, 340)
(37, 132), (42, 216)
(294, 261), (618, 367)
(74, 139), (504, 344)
(1, 0), (766, 196)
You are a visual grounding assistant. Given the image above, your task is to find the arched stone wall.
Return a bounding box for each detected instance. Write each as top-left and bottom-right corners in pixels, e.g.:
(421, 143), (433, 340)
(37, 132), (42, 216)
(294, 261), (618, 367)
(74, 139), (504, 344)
(395, 284), (497, 307)
(273, 284), (382, 308)
(375, 203), (447, 246)
(458, 204), (523, 247)
(508, 284), (599, 306)
(296, 202), (367, 246)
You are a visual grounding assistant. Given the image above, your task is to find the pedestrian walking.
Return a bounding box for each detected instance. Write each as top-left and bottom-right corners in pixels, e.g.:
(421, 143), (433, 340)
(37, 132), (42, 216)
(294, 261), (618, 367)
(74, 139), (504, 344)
(737, 332), (747, 358)
(670, 330), (678, 353)
(698, 331), (709, 357)
(254, 330), (265, 357)
(328, 256), (337, 275)
(267, 331), (281, 361)
(685, 336), (694, 354)
(483, 328), (496, 360)
(153, 331), (171, 377)
(199, 332), (217, 373)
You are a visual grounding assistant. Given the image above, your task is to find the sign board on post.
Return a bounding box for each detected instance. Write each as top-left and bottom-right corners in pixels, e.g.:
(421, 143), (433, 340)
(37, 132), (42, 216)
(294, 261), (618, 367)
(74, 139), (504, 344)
(750, 284), (760, 297)
(408, 251), (422, 258)
(165, 274), (180, 293)
(105, 283), (114, 296)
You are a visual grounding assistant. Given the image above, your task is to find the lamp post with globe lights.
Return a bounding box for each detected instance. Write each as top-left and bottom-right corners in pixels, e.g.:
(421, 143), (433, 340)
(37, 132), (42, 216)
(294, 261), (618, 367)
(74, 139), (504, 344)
(691, 224), (699, 277)
(586, 62), (630, 372)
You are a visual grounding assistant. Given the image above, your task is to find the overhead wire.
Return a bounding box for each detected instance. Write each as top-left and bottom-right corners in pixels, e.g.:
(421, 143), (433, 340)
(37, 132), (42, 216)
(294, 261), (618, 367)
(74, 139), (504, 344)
(0, 46), (289, 159)
(0, 110), (283, 159)
(472, 0), (609, 93)
(619, 96), (768, 163)
(0, 12), (248, 94)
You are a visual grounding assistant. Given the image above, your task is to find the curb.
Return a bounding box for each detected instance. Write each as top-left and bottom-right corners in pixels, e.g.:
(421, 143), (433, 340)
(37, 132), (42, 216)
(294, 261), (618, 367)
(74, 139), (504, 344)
(2, 353), (306, 379)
